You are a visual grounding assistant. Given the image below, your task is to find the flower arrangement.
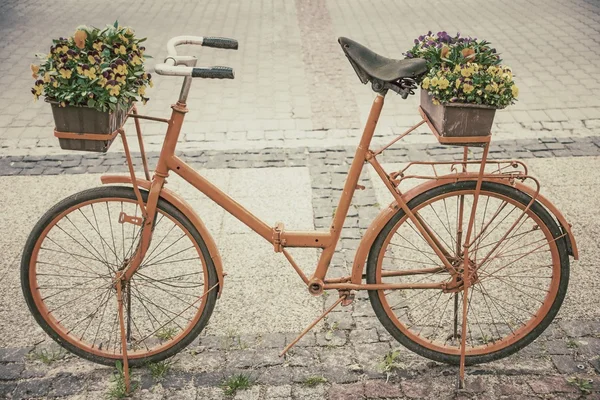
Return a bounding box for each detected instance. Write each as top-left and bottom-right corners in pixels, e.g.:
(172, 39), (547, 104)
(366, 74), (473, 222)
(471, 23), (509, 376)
(30, 21), (153, 113)
(405, 31), (518, 108)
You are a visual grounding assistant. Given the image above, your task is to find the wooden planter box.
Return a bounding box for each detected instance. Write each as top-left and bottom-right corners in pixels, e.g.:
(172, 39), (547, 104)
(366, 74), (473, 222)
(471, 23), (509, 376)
(420, 89), (496, 144)
(50, 102), (130, 152)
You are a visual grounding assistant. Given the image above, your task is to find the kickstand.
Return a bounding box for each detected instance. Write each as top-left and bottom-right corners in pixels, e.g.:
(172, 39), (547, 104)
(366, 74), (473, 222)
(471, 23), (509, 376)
(115, 273), (131, 394)
(279, 296), (345, 357)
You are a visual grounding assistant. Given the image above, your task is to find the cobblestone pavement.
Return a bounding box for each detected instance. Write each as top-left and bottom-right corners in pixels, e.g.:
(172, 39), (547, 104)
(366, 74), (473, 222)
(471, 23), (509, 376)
(0, 144), (599, 399)
(0, 0), (599, 153)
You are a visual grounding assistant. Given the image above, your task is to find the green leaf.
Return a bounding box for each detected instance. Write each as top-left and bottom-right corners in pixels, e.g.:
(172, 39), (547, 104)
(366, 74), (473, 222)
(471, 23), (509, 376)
(113, 20), (119, 28)
(137, 37), (147, 43)
(87, 98), (96, 108)
(109, 96), (118, 103)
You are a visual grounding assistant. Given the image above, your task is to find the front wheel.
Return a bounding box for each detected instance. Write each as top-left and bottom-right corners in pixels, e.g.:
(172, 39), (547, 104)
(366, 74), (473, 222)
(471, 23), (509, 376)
(367, 181), (569, 365)
(21, 186), (218, 366)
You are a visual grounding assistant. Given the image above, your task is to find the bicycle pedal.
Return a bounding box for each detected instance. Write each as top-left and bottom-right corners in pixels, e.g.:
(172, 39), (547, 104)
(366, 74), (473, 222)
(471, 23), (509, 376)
(341, 292), (355, 306)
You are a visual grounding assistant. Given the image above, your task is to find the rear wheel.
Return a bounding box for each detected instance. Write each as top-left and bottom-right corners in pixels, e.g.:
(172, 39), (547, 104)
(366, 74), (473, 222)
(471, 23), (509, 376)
(367, 181), (569, 365)
(21, 186), (218, 366)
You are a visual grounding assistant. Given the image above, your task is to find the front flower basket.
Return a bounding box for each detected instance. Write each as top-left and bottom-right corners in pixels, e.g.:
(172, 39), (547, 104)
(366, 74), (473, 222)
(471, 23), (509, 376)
(52, 102), (131, 152)
(420, 89), (496, 141)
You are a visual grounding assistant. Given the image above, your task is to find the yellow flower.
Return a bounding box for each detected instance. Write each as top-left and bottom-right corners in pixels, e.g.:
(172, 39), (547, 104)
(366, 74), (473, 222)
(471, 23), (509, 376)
(43, 73), (51, 83)
(463, 83), (474, 94)
(432, 98), (440, 105)
(98, 77), (108, 87)
(106, 83), (120, 96)
(88, 55), (96, 64)
(455, 79), (461, 89)
(421, 77), (430, 90)
(116, 74), (126, 84)
(119, 34), (129, 44)
(149, 80), (154, 88)
(33, 85), (43, 96)
(115, 45), (127, 55)
(52, 81), (59, 88)
(130, 54), (142, 66)
(511, 85), (519, 98)
(125, 28), (134, 36)
(477, 89), (483, 95)
(454, 65), (461, 73)
(487, 66), (498, 76)
(138, 86), (146, 96)
(438, 77), (450, 90)
(461, 66), (474, 78)
(83, 67), (97, 80)
(31, 64), (40, 79)
(76, 65), (83, 75)
(114, 64), (127, 75)
(430, 76), (439, 87)
(502, 71), (513, 81)
(93, 41), (103, 51)
(59, 68), (72, 79)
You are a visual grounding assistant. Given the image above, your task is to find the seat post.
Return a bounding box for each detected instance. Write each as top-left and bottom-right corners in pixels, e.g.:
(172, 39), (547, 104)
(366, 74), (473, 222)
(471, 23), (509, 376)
(313, 94), (385, 279)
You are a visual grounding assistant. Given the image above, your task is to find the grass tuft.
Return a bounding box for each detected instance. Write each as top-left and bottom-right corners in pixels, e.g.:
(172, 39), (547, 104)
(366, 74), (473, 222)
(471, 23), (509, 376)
(147, 360), (173, 381)
(107, 361), (138, 399)
(27, 347), (65, 365)
(303, 376), (328, 387)
(220, 373), (253, 396)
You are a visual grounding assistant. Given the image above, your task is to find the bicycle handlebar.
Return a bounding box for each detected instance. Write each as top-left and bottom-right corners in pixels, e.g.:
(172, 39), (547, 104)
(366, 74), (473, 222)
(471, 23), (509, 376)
(154, 35), (237, 79)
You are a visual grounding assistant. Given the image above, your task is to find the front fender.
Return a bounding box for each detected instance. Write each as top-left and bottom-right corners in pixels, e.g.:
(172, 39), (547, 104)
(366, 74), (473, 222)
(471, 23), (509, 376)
(350, 174), (578, 284)
(100, 175), (225, 297)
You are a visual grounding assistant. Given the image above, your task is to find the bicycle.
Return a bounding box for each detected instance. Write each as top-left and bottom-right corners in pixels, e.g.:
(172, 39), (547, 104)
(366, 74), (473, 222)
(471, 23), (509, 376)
(21, 35), (578, 390)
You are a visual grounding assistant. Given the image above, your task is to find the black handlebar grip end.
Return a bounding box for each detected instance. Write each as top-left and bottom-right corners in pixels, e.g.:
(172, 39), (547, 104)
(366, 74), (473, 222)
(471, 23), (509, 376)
(192, 66), (235, 79)
(203, 37), (238, 50)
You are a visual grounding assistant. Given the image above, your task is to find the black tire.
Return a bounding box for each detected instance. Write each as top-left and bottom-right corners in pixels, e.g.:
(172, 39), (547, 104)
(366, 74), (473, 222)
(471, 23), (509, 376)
(367, 181), (569, 365)
(21, 186), (219, 366)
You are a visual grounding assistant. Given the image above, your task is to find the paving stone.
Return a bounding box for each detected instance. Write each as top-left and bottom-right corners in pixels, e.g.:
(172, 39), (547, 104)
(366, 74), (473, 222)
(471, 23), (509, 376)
(228, 349), (284, 369)
(401, 379), (431, 398)
(265, 384), (292, 398)
(257, 367), (293, 386)
(316, 330), (347, 347)
(292, 384), (327, 400)
(0, 347), (32, 362)
(286, 348), (317, 368)
(0, 382), (16, 398)
(528, 376), (578, 394)
(49, 373), (82, 397)
(349, 328), (379, 344)
(328, 382), (364, 400)
(559, 320), (600, 337)
(0, 363), (24, 380)
(161, 371), (195, 389)
(363, 379), (403, 398)
(552, 355), (585, 374)
(13, 378), (52, 398)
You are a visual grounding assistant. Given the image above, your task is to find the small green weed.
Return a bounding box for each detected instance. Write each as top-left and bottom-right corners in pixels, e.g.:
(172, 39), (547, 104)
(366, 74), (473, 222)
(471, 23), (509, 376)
(220, 373), (253, 396)
(303, 376), (328, 387)
(221, 329), (247, 350)
(567, 376), (593, 394)
(325, 321), (339, 341)
(155, 327), (178, 341)
(27, 347), (65, 365)
(147, 360), (173, 381)
(567, 339), (579, 349)
(378, 349), (403, 382)
(107, 361), (138, 399)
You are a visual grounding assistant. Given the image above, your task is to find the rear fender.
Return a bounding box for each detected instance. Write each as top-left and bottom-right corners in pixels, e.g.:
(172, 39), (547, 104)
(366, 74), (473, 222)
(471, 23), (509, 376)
(350, 174), (578, 284)
(100, 175), (225, 297)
